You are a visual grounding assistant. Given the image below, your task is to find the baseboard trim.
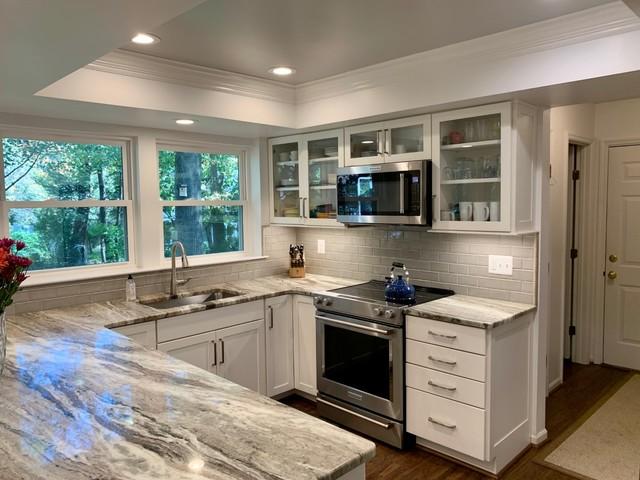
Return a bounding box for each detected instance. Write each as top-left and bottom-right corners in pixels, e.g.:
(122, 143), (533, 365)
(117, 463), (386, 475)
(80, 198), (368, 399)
(531, 428), (548, 445)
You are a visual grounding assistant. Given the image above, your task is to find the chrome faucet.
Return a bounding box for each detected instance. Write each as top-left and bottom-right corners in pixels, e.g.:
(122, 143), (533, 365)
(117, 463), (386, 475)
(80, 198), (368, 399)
(170, 241), (191, 297)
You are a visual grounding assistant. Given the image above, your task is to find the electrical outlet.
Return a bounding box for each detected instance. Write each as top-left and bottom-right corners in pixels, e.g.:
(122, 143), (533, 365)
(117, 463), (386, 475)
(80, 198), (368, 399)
(488, 255), (513, 275)
(317, 239), (325, 255)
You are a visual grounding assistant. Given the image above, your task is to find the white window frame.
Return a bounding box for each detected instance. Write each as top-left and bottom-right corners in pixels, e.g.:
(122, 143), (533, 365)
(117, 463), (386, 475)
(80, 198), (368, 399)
(0, 129), (136, 278)
(156, 141), (251, 265)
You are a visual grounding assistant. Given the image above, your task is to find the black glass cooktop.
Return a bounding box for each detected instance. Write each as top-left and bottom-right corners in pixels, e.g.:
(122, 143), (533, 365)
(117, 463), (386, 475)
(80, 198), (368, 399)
(331, 280), (454, 306)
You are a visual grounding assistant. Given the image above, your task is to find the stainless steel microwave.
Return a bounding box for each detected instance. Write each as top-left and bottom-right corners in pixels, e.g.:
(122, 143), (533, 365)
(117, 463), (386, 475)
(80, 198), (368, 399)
(336, 160), (432, 225)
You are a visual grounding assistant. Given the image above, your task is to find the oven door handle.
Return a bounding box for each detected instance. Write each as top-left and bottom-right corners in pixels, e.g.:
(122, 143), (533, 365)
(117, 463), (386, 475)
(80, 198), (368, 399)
(317, 397), (392, 429)
(316, 315), (392, 335)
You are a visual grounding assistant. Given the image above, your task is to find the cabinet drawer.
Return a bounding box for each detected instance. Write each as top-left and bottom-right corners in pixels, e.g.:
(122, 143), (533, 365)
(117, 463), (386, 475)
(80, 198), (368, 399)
(406, 363), (485, 408)
(406, 316), (486, 355)
(157, 300), (263, 343)
(406, 339), (486, 382)
(407, 387), (486, 460)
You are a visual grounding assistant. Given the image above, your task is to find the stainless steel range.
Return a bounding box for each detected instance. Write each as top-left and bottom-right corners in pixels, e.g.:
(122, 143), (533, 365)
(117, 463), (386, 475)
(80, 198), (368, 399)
(314, 280), (453, 448)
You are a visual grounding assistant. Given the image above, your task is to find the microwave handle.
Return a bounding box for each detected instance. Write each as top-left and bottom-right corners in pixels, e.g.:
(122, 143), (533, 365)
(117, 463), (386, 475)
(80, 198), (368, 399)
(399, 173), (405, 214)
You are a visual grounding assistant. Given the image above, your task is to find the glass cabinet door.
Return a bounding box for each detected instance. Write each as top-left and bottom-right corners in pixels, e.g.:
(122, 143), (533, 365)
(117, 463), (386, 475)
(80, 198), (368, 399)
(433, 104), (510, 231)
(384, 115), (430, 162)
(271, 141), (301, 221)
(345, 123), (384, 166)
(307, 136), (339, 222)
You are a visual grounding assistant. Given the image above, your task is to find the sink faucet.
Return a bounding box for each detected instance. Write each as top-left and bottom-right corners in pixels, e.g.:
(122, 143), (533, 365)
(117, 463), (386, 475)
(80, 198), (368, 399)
(170, 241), (191, 297)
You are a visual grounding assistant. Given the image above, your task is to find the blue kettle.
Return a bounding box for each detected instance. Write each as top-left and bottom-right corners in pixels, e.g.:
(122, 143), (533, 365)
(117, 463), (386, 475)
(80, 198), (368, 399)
(385, 262), (416, 305)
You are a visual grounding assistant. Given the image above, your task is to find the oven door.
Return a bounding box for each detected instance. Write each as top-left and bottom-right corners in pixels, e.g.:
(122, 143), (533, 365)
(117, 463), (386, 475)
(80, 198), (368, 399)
(336, 160), (431, 225)
(316, 311), (404, 420)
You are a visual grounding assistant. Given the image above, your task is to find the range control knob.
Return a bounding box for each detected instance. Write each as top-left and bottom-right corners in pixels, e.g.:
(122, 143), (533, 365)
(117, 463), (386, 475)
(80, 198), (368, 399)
(322, 297), (333, 307)
(373, 307), (383, 316)
(313, 296), (323, 306)
(384, 309), (395, 319)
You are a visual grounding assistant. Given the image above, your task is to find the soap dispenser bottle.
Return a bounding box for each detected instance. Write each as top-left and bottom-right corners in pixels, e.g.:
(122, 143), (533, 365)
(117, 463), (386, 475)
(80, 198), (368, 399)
(125, 274), (137, 301)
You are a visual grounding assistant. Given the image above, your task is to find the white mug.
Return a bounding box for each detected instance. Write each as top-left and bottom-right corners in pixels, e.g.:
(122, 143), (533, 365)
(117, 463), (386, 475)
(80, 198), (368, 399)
(289, 150), (298, 161)
(473, 202), (490, 221)
(440, 210), (455, 221)
(490, 201), (500, 221)
(279, 152), (289, 162)
(459, 202), (473, 221)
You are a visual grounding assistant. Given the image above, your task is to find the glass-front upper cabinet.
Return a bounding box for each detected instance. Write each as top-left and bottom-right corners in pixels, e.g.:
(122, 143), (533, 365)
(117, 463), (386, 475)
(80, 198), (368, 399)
(269, 129), (343, 226)
(431, 103), (512, 232)
(344, 115), (431, 166)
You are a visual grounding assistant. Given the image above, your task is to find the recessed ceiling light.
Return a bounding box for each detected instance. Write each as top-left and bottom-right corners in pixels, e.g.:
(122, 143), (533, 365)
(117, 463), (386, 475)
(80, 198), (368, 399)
(268, 66), (295, 76)
(175, 119), (195, 126)
(131, 33), (160, 45)
(361, 140), (375, 144)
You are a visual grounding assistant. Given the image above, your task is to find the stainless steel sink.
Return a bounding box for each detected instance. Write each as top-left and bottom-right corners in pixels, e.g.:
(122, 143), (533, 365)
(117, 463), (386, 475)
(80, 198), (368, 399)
(144, 289), (244, 310)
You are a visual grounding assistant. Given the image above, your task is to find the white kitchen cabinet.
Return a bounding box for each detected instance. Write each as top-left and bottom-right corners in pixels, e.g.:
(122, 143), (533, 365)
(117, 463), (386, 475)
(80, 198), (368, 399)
(293, 295), (317, 396)
(216, 319), (266, 395)
(158, 331), (216, 371)
(265, 295), (295, 397)
(156, 301), (266, 395)
(405, 312), (534, 475)
(344, 115), (431, 166)
(269, 129), (344, 226)
(431, 101), (538, 233)
(112, 321), (157, 349)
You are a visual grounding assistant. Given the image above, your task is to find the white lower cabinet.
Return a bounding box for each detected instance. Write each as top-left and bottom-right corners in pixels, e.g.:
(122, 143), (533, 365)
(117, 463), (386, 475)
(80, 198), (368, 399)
(265, 295), (295, 397)
(157, 301), (267, 395)
(216, 320), (266, 395)
(112, 321), (157, 349)
(158, 331), (216, 371)
(293, 295), (317, 396)
(406, 313), (534, 475)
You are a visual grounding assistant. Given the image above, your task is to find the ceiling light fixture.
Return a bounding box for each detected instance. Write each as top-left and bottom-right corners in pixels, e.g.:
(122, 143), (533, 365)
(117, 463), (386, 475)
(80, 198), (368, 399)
(268, 66), (295, 76)
(175, 119), (195, 126)
(361, 140), (375, 144)
(131, 33), (160, 45)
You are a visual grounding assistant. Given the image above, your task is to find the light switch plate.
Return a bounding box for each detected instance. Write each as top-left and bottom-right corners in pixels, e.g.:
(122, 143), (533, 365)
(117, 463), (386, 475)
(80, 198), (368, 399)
(317, 239), (325, 255)
(488, 255), (513, 275)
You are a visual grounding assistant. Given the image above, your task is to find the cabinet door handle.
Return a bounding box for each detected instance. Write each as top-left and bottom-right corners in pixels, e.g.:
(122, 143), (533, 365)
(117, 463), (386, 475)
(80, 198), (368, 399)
(377, 130), (384, 155)
(428, 355), (457, 366)
(299, 197), (304, 218)
(428, 380), (457, 392)
(428, 416), (457, 429)
(211, 340), (217, 366)
(384, 129), (390, 155)
(428, 330), (457, 340)
(219, 340), (225, 364)
(302, 197), (307, 219)
(268, 305), (274, 329)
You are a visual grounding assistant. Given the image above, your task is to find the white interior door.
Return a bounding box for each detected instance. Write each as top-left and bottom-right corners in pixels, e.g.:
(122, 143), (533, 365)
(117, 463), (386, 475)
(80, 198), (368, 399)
(217, 319), (266, 394)
(604, 145), (640, 370)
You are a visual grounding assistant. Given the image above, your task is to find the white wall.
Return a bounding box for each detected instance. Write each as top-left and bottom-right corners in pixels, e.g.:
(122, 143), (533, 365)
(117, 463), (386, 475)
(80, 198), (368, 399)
(548, 104), (595, 390)
(595, 97), (640, 139)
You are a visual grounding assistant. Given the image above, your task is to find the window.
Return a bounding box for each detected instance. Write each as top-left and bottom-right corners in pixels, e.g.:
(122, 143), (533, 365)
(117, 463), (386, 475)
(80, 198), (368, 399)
(158, 146), (245, 258)
(0, 136), (131, 271)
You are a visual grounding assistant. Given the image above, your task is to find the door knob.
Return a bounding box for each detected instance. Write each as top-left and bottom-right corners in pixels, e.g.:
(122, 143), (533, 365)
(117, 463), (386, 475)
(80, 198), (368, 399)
(607, 271), (617, 280)
(609, 254), (618, 263)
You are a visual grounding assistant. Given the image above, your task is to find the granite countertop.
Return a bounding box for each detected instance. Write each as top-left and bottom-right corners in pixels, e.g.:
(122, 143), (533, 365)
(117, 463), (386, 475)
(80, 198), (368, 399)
(0, 273), (374, 480)
(405, 294), (536, 329)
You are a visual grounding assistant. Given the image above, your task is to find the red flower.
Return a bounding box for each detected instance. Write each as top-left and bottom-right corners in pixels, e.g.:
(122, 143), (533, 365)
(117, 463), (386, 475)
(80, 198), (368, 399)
(15, 240), (26, 251)
(0, 238), (15, 249)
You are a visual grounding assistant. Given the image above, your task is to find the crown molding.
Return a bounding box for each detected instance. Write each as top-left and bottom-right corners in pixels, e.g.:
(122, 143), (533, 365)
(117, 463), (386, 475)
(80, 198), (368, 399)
(86, 49), (296, 104)
(76, 2), (640, 122)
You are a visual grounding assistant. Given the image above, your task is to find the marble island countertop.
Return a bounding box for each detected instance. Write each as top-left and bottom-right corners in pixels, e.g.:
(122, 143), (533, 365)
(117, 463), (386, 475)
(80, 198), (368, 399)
(405, 294), (536, 329)
(0, 274), (373, 480)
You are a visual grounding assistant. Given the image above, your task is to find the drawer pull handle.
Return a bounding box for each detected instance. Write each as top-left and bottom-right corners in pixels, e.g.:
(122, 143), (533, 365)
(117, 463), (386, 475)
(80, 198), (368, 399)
(428, 330), (457, 340)
(428, 416), (457, 430)
(428, 380), (457, 392)
(428, 355), (457, 366)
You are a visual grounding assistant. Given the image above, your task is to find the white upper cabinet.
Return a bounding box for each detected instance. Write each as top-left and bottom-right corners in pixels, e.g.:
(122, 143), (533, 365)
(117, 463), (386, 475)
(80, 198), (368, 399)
(431, 102), (538, 233)
(344, 115), (431, 166)
(269, 129), (343, 226)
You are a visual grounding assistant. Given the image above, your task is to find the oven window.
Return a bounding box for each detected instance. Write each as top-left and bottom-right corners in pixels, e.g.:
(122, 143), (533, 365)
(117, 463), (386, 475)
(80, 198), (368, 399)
(324, 324), (392, 400)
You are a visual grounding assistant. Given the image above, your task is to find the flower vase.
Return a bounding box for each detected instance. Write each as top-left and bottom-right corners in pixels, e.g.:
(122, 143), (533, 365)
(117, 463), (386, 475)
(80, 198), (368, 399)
(0, 311), (5, 376)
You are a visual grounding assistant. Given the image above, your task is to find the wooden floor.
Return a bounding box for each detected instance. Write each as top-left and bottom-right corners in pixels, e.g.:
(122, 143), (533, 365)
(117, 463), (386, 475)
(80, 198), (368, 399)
(282, 363), (630, 479)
